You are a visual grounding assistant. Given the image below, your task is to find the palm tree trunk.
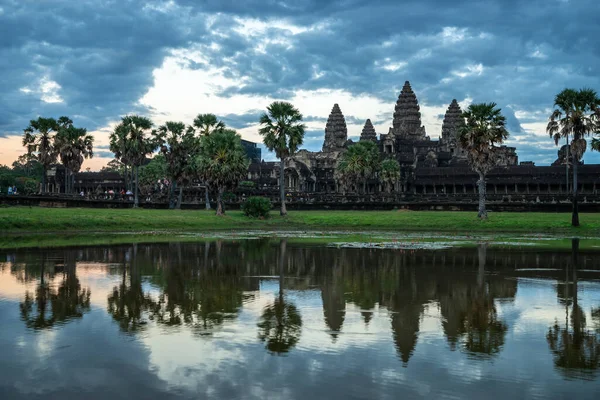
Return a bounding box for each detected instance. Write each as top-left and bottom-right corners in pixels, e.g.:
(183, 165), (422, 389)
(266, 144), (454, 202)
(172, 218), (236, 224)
(280, 157), (287, 216)
(279, 239), (286, 303)
(477, 172), (487, 220)
(177, 186), (183, 210)
(168, 181), (175, 209)
(572, 151), (579, 227)
(124, 165), (128, 192)
(134, 165), (139, 208)
(66, 168), (70, 194)
(216, 187), (224, 216)
(565, 135), (569, 193)
(205, 187), (211, 210)
(41, 165), (47, 194)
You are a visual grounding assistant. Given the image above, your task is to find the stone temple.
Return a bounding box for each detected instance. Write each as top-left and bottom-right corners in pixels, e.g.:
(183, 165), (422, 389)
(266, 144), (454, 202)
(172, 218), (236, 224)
(247, 80), (600, 205)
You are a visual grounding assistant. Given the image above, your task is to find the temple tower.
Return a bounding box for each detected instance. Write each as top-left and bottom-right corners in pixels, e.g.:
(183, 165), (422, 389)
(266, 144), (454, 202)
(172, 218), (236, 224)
(359, 119), (377, 142)
(441, 99), (467, 161)
(392, 81), (426, 140)
(322, 103), (348, 152)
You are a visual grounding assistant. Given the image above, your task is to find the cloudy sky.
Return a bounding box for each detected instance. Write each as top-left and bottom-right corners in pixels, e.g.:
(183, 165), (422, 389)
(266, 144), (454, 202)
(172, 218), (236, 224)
(1, 0), (599, 170)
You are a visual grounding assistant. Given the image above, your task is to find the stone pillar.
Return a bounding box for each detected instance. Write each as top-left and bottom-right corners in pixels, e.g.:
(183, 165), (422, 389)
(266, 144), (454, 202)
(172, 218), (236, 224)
(494, 185), (497, 194)
(526, 184), (530, 194)
(515, 184), (518, 193)
(505, 185), (508, 194)
(453, 184), (456, 194)
(463, 185), (466, 194)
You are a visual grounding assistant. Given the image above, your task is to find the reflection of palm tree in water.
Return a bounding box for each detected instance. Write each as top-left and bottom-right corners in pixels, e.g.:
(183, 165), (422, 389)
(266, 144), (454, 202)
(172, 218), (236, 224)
(257, 239), (302, 354)
(20, 250), (91, 330)
(547, 238), (600, 378)
(140, 241), (245, 335)
(463, 244), (508, 357)
(107, 245), (153, 333)
(438, 244), (508, 358)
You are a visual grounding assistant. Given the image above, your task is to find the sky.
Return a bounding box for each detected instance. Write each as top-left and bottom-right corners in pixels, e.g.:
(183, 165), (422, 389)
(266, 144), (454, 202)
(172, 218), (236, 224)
(1, 0), (599, 170)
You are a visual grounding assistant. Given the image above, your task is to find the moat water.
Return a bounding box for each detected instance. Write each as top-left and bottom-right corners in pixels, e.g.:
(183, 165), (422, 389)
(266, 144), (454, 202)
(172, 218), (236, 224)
(1, 239), (600, 399)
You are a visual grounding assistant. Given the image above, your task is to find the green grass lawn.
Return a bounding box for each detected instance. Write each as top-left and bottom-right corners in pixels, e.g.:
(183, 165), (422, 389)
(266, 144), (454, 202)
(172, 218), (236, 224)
(0, 206), (598, 235)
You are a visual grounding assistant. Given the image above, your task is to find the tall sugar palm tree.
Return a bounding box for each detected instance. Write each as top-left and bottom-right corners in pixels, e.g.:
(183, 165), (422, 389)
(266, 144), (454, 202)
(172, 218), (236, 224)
(258, 102), (306, 216)
(195, 129), (250, 216)
(55, 117), (94, 194)
(335, 141), (380, 194)
(193, 113), (226, 210)
(112, 115), (157, 207)
(109, 124), (131, 192)
(547, 88), (600, 227)
(22, 117), (60, 193)
(458, 103), (509, 220)
(155, 122), (200, 209)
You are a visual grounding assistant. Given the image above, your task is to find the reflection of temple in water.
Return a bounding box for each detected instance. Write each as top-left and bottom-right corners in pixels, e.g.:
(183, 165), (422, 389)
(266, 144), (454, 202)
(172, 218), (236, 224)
(3, 241), (600, 373)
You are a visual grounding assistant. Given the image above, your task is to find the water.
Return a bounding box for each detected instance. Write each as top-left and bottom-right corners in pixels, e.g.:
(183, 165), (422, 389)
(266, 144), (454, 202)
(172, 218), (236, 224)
(1, 239), (600, 399)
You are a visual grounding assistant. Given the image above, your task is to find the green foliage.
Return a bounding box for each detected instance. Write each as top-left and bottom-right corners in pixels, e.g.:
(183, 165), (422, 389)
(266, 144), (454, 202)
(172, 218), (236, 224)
(196, 129), (250, 215)
(242, 196), (272, 218)
(110, 115), (157, 168)
(222, 192), (236, 202)
(138, 155), (168, 194)
(336, 141), (380, 192)
(239, 180), (255, 188)
(155, 122), (199, 184)
(54, 117), (94, 193)
(380, 158), (400, 192)
(23, 179), (39, 195)
(258, 101), (306, 159)
(22, 117), (60, 169)
(458, 103), (509, 176)
(193, 113), (226, 136)
(549, 88), (600, 159)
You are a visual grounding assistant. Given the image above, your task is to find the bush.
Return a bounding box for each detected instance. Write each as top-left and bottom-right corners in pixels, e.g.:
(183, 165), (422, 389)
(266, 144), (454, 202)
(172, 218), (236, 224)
(239, 181), (255, 188)
(241, 196), (272, 218)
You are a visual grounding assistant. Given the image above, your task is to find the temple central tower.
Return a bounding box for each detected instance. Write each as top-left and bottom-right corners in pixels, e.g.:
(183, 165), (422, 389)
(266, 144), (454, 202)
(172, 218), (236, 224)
(391, 81), (426, 140)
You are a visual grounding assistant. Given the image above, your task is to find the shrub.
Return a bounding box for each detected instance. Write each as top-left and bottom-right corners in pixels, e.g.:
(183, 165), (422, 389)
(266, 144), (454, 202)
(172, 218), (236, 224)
(241, 196), (272, 218)
(240, 180), (255, 188)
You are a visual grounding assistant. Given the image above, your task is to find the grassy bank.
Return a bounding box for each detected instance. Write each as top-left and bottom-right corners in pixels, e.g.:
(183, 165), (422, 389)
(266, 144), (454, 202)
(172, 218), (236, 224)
(1, 206), (599, 235)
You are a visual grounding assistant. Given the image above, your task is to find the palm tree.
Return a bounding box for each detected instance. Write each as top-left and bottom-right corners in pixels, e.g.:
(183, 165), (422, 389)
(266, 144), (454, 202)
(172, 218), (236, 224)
(155, 122), (200, 209)
(257, 239), (302, 354)
(193, 113), (226, 210)
(55, 117), (94, 194)
(22, 117), (60, 193)
(112, 115), (157, 207)
(258, 102), (306, 216)
(380, 158), (400, 193)
(109, 125), (131, 191)
(458, 103), (509, 220)
(335, 141), (380, 194)
(195, 129), (250, 216)
(547, 88), (600, 227)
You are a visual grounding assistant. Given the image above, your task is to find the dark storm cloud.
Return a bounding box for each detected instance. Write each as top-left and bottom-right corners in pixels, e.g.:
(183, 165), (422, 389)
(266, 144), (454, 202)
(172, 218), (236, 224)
(1, 0), (599, 164)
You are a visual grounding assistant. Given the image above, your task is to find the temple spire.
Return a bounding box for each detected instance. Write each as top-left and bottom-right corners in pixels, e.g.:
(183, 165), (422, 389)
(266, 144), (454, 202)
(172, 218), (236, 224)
(360, 119), (377, 142)
(441, 99), (467, 162)
(441, 99), (464, 144)
(392, 81), (426, 140)
(322, 103), (348, 152)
